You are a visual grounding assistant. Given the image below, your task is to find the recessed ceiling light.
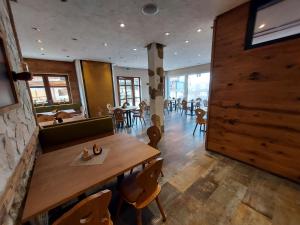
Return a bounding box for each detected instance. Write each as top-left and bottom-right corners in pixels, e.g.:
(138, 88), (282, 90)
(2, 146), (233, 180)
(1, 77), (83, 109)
(258, 24), (265, 29)
(142, 3), (159, 16)
(40, 47), (44, 51)
(174, 52), (178, 55)
(104, 42), (108, 47)
(197, 28), (202, 32)
(72, 37), (78, 41)
(185, 40), (189, 43)
(120, 23), (125, 28)
(165, 32), (170, 36)
(133, 48), (137, 51)
(32, 27), (40, 31)
(37, 39), (42, 43)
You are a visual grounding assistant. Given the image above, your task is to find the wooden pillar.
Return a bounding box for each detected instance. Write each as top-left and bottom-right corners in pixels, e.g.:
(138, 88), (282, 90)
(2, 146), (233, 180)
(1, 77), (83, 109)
(147, 43), (165, 132)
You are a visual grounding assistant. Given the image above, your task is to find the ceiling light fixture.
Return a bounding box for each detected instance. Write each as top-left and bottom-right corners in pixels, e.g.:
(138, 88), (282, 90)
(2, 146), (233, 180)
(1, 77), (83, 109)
(142, 3), (159, 16)
(37, 39), (42, 43)
(258, 24), (265, 29)
(133, 48), (137, 51)
(40, 47), (44, 51)
(165, 32), (170, 36)
(120, 23), (125, 28)
(197, 28), (202, 32)
(185, 40), (189, 43)
(104, 42), (108, 47)
(72, 37), (78, 41)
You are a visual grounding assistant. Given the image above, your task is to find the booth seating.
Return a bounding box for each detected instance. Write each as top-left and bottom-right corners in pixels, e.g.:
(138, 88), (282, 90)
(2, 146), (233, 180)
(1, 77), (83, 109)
(39, 117), (114, 153)
(35, 103), (82, 114)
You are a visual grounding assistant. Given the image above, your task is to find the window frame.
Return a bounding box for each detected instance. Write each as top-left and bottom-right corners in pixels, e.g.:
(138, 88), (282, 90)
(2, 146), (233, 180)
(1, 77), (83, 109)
(28, 74), (72, 105)
(117, 76), (141, 106)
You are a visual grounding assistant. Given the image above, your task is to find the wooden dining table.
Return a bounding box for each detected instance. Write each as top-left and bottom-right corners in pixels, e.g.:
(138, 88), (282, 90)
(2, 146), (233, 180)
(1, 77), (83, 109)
(22, 134), (160, 223)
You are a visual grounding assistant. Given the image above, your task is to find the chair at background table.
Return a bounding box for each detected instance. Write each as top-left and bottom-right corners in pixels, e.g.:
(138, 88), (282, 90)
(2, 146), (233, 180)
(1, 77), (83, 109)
(117, 158), (166, 225)
(193, 108), (207, 135)
(181, 100), (191, 116)
(141, 100), (150, 115)
(132, 103), (146, 126)
(114, 108), (127, 128)
(195, 98), (201, 109)
(176, 98), (182, 112)
(164, 100), (170, 114)
(53, 190), (113, 225)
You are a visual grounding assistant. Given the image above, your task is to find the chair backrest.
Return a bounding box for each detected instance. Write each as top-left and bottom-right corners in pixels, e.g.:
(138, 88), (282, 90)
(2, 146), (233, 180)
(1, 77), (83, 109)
(139, 102), (144, 110)
(181, 100), (188, 109)
(53, 190), (112, 225)
(114, 108), (124, 122)
(151, 114), (161, 129)
(195, 108), (206, 123)
(147, 126), (161, 149)
(56, 111), (72, 119)
(136, 158), (163, 205)
(163, 100), (169, 109)
(37, 115), (55, 123)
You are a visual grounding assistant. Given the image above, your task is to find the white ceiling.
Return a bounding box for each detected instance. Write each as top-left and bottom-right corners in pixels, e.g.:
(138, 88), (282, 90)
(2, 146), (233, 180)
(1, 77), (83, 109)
(11, 0), (248, 70)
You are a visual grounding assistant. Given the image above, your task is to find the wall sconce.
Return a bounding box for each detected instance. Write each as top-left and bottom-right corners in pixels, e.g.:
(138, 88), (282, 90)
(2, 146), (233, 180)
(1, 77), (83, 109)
(12, 62), (33, 81)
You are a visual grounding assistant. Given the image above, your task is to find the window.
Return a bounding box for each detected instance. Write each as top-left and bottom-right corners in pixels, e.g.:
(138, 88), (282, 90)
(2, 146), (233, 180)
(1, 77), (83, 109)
(117, 77), (141, 106)
(167, 76), (185, 99)
(187, 73), (210, 101)
(28, 74), (71, 105)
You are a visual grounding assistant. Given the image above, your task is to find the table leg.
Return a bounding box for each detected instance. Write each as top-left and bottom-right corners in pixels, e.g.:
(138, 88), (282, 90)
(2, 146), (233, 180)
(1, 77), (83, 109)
(169, 101), (173, 112)
(174, 100), (177, 111)
(126, 111), (132, 127)
(191, 102), (194, 116)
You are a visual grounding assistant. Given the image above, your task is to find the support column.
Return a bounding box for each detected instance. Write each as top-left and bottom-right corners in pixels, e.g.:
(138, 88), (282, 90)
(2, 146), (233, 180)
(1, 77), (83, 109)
(147, 43), (165, 132)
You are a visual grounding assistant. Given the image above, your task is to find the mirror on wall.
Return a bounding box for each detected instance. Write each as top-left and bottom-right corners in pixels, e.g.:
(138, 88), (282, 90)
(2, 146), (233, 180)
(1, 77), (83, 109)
(245, 0), (300, 49)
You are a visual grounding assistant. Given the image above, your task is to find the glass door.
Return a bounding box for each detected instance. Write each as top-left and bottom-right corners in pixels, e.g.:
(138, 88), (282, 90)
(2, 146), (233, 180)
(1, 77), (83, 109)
(117, 77), (141, 106)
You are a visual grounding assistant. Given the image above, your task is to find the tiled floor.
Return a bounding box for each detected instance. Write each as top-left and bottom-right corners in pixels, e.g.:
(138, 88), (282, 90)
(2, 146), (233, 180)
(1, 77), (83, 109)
(48, 111), (300, 225)
(112, 111), (300, 225)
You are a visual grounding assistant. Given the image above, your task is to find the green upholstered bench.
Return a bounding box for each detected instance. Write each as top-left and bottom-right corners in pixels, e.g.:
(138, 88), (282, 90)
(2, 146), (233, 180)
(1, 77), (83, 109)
(39, 117), (114, 153)
(35, 103), (82, 114)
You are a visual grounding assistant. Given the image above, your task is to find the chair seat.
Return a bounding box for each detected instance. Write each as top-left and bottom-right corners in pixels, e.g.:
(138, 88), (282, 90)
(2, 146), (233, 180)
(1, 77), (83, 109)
(119, 172), (161, 209)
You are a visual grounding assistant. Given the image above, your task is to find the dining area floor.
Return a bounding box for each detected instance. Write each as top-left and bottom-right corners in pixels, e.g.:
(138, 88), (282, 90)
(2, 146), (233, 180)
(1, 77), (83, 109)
(91, 111), (300, 225)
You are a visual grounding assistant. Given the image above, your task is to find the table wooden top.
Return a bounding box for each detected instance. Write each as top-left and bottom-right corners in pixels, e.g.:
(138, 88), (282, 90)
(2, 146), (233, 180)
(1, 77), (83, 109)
(112, 106), (137, 111)
(22, 134), (160, 222)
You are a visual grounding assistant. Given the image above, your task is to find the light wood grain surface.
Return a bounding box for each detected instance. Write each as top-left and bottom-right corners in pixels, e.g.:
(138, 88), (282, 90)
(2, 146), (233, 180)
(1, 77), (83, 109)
(22, 134), (160, 222)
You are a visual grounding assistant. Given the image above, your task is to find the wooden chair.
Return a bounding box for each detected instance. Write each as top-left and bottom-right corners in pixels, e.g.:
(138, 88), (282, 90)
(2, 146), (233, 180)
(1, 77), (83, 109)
(147, 126), (161, 149)
(133, 103), (146, 126)
(151, 114), (161, 133)
(53, 190), (113, 225)
(193, 108), (207, 135)
(114, 108), (126, 128)
(117, 158), (166, 225)
(181, 100), (190, 116)
(55, 111), (72, 119)
(37, 115), (55, 123)
(141, 100), (150, 114)
(176, 98), (181, 112)
(163, 100), (169, 114)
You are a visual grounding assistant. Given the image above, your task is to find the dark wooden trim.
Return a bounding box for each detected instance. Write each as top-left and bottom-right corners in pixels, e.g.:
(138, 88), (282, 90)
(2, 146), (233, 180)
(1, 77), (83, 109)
(205, 18), (217, 151)
(109, 64), (116, 106)
(244, 0), (300, 50)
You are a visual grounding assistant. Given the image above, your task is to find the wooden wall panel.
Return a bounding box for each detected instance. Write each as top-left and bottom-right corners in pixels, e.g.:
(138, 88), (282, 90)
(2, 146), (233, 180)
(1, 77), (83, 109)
(206, 3), (300, 182)
(25, 58), (81, 104)
(81, 60), (114, 117)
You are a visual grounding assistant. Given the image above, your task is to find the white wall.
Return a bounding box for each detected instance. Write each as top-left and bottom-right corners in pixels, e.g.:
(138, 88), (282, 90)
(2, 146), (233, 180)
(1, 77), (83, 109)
(112, 66), (149, 106)
(165, 63), (211, 77)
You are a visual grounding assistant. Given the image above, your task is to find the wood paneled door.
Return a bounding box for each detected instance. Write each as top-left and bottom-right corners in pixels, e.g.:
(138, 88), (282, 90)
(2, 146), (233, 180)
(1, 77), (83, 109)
(117, 76), (141, 106)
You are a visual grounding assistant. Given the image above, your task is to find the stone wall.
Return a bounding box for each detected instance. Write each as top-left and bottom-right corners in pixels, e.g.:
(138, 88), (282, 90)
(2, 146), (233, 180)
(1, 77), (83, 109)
(0, 0), (38, 224)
